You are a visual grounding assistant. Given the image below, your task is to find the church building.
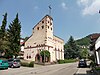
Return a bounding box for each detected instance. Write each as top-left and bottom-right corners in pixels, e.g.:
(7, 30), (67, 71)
(24, 15), (64, 62)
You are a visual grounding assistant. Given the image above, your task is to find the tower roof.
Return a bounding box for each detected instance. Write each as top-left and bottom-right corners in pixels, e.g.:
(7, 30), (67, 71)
(33, 15), (53, 29)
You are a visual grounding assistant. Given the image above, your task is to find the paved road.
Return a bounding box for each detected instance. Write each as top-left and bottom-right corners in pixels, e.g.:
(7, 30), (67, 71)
(0, 62), (91, 75)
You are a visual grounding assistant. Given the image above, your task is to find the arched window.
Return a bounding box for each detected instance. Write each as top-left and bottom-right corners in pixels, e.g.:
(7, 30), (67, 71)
(42, 20), (44, 23)
(29, 56), (31, 59)
(27, 56), (28, 59)
(48, 26), (49, 29)
(51, 27), (52, 30)
(50, 22), (52, 25)
(37, 27), (39, 30)
(42, 25), (44, 29)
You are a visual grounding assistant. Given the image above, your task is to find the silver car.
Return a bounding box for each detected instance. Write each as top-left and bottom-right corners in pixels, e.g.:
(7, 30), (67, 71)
(8, 58), (20, 68)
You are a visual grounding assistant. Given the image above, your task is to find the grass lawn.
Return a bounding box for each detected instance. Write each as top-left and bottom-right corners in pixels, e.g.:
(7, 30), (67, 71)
(58, 59), (77, 64)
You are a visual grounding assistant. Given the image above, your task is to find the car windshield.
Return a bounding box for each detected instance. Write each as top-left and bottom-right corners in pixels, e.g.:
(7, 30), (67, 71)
(8, 59), (20, 62)
(14, 59), (20, 62)
(80, 61), (84, 62)
(2, 60), (8, 63)
(8, 59), (13, 62)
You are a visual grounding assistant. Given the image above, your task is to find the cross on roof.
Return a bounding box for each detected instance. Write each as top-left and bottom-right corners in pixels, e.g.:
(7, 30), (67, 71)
(48, 5), (52, 15)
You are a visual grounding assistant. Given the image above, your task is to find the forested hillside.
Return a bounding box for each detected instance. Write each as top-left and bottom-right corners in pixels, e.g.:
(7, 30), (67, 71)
(75, 33), (100, 46)
(76, 36), (90, 46)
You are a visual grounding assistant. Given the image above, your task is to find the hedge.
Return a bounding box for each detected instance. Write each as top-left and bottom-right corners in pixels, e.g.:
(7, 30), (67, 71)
(21, 61), (34, 67)
(57, 59), (77, 64)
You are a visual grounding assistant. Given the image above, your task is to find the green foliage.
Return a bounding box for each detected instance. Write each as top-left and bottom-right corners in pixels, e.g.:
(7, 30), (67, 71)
(0, 13), (7, 38)
(76, 36), (90, 46)
(24, 37), (29, 42)
(58, 59), (77, 64)
(88, 54), (95, 62)
(88, 55), (96, 68)
(29, 61), (34, 67)
(40, 50), (50, 58)
(0, 13), (10, 55)
(90, 61), (96, 68)
(7, 13), (21, 58)
(20, 62), (29, 67)
(21, 61), (34, 67)
(79, 48), (89, 59)
(40, 50), (50, 62)
(64, 36), (80, 59)
(75, 35), (91, 59)
(57, 60), (64, 64)
(95, 67), (100, 71)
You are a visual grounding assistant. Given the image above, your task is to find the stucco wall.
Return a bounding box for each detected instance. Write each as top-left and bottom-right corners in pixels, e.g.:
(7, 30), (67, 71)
(24, 15), (64, 62)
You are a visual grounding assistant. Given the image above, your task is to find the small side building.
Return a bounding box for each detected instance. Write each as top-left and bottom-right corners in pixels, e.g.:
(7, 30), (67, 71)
(24, 15), (64, 62)
(95, 37), (100, 66)
(90, 33), (100, 66)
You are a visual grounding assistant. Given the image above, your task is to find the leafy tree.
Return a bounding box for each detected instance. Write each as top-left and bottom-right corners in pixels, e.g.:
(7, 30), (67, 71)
(80, 48), (89, 59)
(64, 36), (80, 59)
(40, 50), (50, 62)
(24, 37), (29, 42)
(7, 13), (21, 58)
(40, 50), (50, 58)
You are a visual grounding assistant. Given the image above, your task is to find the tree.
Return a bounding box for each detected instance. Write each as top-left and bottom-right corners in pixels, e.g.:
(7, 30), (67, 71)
(80, 48), (89, 59)
(24, 37), (29, 42)
(0, 13), (9, 55)
(64, 36), (80, 59)
(7, 13), (21, 58)
(0, 13), (7, 38)
(40, 50), (50, 62)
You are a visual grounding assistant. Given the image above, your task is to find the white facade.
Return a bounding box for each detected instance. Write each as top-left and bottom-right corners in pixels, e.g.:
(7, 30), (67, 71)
(95, 37), (100, 65)
(24, 15), (64, 62)
(20, 39), (24, 51)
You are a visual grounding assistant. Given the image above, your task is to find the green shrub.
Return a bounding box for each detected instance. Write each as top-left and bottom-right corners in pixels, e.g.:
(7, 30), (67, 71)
(58, 59), (77, 64)
(96, 67), (100, 71)
(57, 60), (64, 64)
(90, 61), (96, 68)
(21, 62), (29, 67)
(21, 61), (34, 67)
(29, 61), (34, 67)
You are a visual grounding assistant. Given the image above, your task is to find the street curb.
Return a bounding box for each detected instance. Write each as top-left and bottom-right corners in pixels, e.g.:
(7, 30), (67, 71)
(73, 69), (79, 75)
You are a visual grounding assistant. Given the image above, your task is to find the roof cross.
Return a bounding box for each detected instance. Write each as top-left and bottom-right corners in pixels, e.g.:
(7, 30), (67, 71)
(48, 5), (52, 16)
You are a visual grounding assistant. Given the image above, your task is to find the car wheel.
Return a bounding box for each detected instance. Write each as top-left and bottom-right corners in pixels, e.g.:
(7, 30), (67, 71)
(5, 67), (8, 69)
(11, 65), (14, 68)
(18, 66), (20, 68)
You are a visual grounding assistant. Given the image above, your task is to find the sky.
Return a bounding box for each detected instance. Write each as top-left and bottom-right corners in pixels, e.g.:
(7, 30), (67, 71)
(0, 0), (100, 42)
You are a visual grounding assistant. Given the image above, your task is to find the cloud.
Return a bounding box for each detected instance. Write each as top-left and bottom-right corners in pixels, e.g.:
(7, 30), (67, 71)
(61, 2), (68, 10)
(34, 6), (38, 9)
(77, 0), (90, 6)
(77, 0), (100, 16)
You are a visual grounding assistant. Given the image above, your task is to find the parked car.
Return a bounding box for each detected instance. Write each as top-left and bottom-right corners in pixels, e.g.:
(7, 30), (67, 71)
(78, 59), (87, 68)
(0, 60), (9, 69)
(8, 58), (21, 68)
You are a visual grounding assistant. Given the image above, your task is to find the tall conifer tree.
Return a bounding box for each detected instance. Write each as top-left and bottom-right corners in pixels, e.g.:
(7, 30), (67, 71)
(0, 13), (7, 54)
(64, 36), (80, 59)
(8, 13), (21, 58)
